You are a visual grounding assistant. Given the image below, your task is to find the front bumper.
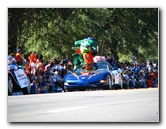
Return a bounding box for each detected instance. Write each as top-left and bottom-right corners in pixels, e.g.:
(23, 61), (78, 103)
(64, 80), (108, 90)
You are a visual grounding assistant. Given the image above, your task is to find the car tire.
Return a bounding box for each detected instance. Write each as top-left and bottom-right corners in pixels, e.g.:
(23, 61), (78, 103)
(8, 73), (30, 95)
(8, 75), (14, 96)
(63, 85), (68, 92)
(26, 74), (31, 94)
(107, 75), (112, 90)
(64, 86), (73, 92)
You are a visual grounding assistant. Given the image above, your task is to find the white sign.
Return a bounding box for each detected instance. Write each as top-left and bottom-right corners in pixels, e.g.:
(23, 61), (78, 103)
(14, 69), (30, 88)
(93, 56), (106, 62)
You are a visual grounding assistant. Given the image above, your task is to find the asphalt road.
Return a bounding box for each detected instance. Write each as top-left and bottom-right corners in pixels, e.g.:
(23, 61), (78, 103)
(8, 88), (159, 122)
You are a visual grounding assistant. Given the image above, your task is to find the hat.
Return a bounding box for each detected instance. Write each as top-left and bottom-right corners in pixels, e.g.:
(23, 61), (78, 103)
(67, 62), (73, 66)
(17, 49), (21, 52)
(86, 37), (94, 40)
(8, 55), (13, 60)
(60, 61), (63, 65)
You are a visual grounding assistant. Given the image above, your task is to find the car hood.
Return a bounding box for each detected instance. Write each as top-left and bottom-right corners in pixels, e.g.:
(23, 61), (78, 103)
(64, 69), (109, 82)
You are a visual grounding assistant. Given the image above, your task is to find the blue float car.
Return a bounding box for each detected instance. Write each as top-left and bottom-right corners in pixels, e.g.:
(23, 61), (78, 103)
(64, 61), (122, 91)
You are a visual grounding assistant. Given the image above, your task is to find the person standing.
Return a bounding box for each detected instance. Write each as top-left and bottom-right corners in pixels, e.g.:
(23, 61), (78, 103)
(30, 80), (37, 94)
(15, 49), (23, 65)
(29, 51), (37, 76)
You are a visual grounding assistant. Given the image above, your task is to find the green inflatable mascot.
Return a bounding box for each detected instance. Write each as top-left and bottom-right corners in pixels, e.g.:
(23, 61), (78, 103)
(72, 37), (97, 70)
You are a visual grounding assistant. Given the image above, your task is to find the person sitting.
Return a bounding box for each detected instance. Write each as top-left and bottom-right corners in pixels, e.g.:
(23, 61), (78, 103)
(38, 76), (48, 93)
(45, 75), (51, 93)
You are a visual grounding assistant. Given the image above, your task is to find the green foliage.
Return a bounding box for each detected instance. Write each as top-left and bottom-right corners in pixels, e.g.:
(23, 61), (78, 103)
(8, 8), (158, 62)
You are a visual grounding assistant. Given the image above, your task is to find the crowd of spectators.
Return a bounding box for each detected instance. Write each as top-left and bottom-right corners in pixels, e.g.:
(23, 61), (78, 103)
(27, 55), (74, 94)
(106, 54), (158, 89)
(8, 49), (158, 95)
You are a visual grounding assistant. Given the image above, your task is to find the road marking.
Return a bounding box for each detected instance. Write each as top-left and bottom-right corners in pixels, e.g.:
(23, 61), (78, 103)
(45, 106), (89, 113)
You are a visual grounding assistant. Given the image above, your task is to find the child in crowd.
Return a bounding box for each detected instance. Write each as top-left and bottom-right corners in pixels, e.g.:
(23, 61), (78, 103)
(30, 80), (36, 94)
(39, 76), (48, 93)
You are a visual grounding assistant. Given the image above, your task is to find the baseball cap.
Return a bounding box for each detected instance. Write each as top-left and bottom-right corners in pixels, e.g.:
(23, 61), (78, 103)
(17, 49), (21, 52)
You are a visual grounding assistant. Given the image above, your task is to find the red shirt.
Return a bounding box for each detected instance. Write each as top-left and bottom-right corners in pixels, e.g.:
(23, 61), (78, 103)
(15, 52), (23, 63)
(29, 53), (36, 63)
(147, 79), (153, 88)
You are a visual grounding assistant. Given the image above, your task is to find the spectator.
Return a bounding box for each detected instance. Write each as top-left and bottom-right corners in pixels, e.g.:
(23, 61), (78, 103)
(59, 61), (65, 78)
(36, 54), (44, 68)
(106, 54), (110, 62)
(135, 75), (143, 88)
(38, 76), (48, 93)
(146, 60), (153, 73)
(152, 78), (158, 87)
(66, 62), (74, 73)
(61, 56), (67, 64)
(45, 75), (51, 93)
(122, 70), (130, 89)
(25, 57), (31, 74)
(50, 71), (57, 92)
(8, 55), (18, 75)
(10, 53), (15, 58)
(54, 67), (65, 92)
(29, 51), (37, 76)
(15, 49), (23, 65)
(139, 70), (146, 88)
(147, 75), (153, 88)
(151, 70), (158, 87)
(134, 64), (141, 74)
(44, 61), (51, 73)
(30, 80), (37, 94)
(49, 59), (59, 73)
(129, 72), (135, 89)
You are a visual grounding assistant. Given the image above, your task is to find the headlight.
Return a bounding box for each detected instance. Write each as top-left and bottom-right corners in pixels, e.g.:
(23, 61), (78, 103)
(64, 82), (68, 85)
(100, 80), (106, 83)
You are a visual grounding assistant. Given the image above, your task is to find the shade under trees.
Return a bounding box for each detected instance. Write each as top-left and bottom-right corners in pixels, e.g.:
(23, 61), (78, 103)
(8, 8), (158, 63)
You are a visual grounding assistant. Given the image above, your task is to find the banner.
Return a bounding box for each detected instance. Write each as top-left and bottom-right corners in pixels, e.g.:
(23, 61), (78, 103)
(14, 69), (30, 88)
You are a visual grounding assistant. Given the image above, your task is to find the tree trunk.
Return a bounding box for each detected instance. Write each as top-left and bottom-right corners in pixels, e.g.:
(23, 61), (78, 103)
(111, 37), (119, 61)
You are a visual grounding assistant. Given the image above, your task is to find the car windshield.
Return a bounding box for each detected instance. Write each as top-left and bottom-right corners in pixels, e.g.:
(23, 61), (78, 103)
(74, 66), (96, 75)
(73, 62), (111, 75)
(97, 63), (110, 70)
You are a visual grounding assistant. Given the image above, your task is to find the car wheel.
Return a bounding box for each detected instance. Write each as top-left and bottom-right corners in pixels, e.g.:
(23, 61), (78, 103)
(8, 75), (13, 95)
(63, 85), (67, 92)
(107, 75), (112, 90)
(64, 86), (73, 92)
(8, 74), (24, 95)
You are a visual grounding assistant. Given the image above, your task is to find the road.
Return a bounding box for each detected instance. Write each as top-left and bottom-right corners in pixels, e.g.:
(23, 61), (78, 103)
(8, 88), (159, 122)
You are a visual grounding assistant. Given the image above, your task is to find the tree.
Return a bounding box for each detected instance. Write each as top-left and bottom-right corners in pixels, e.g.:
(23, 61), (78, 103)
(8, 8), (158, 62)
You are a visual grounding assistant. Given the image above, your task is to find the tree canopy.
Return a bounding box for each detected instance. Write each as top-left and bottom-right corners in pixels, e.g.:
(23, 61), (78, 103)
(8, 8), (158, 63)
